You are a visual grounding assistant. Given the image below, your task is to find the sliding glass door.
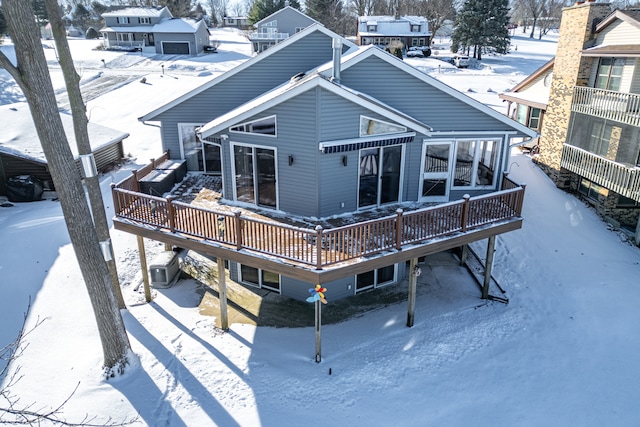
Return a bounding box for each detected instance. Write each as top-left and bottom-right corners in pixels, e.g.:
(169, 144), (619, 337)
(232, 144), (277, 208)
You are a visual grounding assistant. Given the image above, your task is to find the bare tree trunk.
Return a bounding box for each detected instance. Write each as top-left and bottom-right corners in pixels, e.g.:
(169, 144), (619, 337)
(43, 0), (126, 310)
(0, 0), (131, 376)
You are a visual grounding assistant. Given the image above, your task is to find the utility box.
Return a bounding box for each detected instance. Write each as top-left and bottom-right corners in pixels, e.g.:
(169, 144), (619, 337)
(149, 251), (180, 288)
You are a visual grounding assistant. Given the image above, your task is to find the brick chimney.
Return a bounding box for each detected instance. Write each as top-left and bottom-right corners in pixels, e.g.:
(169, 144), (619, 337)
(536, 1), (611, 186)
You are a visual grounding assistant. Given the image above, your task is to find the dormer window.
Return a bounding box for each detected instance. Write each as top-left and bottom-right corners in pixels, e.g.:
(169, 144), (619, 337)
(360, 116), (406, 137)
(138, 17), (151, 24)
(367, 24), (377, 32)
(411, 24), (421, 32)
(117, 17), (130, 24)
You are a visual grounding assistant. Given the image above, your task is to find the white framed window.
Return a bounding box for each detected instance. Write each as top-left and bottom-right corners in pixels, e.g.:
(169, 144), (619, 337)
(419, 140), (453, 202)
(230, 115), (277, 137)
(360, 115), (406, 137)
(411, 24), (421, 32)
(453, 139), (500, 188)
(117, 17), (130, 24)
(355, 265), (396, 293)
(138, 17), (151, 24)
(295, 27), (305, 33)
(367, 24), (377, 32)
(116, 33), (132, 43)
(239, 265), (281, 292)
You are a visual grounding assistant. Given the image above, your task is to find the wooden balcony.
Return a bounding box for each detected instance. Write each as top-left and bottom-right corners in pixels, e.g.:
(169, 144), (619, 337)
(561, 144), (640, 202)
(111, 155), (526, 283)
(572, 86), (640, 127)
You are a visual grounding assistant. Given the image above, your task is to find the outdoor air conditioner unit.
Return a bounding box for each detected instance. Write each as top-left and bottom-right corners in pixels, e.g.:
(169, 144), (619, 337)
(149, 251), (180, 288)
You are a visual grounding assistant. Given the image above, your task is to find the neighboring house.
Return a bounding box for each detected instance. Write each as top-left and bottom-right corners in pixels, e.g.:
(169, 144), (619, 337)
(534, 3), (640, 245)
(356, 15), (431, 49)
(499, 58), (554, 151)
(116, 20), (536, 303)
(223, 16), (251, 30)
(249, 6), (320, 53)
(100, 7), (210, 55)
(0, 103), (128, 197)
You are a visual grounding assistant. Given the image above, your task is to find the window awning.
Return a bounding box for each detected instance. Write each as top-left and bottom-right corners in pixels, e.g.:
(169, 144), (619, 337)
(319, 132), (415, 154)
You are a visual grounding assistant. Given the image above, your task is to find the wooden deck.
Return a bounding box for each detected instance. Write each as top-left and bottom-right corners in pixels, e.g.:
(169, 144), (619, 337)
(111, 155), (526, 283)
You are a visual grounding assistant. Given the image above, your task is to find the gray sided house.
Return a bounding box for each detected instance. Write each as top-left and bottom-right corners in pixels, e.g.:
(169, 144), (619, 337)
(100, 7), (209, 55)
(356, 15), (431, 50)
(139, 24), (359, 173)
(189, 44), (536, 300)
(249, 6), (321, 53)
(123, 23), (534, 303)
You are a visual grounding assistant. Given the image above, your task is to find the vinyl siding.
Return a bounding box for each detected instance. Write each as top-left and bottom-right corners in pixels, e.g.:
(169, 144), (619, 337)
(154, 30), (339, 159)
(596, 21), (640, 46)
(340, 56), (517, 132)
(257, 8), (316, 35)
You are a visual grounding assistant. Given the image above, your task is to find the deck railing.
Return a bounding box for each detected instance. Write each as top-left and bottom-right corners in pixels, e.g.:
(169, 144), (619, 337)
(572, 86), (640, 127)
(561, 144), (640, 202)
(112, 173), (525, 269)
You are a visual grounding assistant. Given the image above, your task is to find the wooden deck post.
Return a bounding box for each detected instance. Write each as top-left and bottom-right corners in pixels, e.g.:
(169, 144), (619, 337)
(482, 235), (496, 299)
(131, 170), (140, 192)
(461, 194), (470, 232)
(315, 225), (323, 270)
(137, 235), (152, 303)
(217, 257), (229, 331)
(167, 196), (176, 232)
(407, 257), (418, 327)
(459, 244), (468, 266)
(234, 210), (243, 250)
(395, 208), (403, 250)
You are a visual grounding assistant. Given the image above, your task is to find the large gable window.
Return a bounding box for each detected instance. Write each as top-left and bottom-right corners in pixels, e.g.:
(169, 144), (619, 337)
(360, 116), (406, 137)
(230, 115), (276, 136)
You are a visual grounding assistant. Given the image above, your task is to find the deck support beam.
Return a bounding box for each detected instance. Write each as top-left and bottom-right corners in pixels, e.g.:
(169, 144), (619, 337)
(217, 257), (229, 331)
(482, 236), (496, 299)
(315, 298), (322, 363)
(137, 235), (152, 303)
(407, 257), (418, 327)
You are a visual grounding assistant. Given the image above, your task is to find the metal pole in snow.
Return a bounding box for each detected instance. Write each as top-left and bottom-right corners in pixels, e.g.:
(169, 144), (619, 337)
(315, 299), (321, 363)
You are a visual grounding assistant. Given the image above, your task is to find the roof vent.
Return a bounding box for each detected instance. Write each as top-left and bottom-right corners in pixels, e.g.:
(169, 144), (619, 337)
(290, 72), (305, 83)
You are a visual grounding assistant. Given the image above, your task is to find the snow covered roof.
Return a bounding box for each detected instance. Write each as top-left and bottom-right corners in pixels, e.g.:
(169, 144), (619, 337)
(101, 7), (171, 18)
(358, 15), (427, 24)
(0, 103), (129, 163)
(153, 18), (202, 34)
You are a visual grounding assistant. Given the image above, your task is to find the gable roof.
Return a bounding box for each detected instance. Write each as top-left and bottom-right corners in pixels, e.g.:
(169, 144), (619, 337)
(498, 58), (553, 109)
(317, 45), (538, 138)
(198, 72), (432, 138)
(138, 24), (358, 122)
(153, 18), (205, 34)
(254, 6), (322, 27)
(595, 8), (640, 32)
(102, 7), (171, 18)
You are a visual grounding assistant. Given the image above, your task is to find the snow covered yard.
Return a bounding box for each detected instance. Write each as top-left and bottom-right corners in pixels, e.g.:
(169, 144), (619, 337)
(2, 28), (640, 426)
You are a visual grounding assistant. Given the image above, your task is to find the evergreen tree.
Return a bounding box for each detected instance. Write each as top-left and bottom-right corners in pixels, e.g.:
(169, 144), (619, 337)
(247, 0), (301, 25)
(452, 0), (510, 60)
(32, 0), (49, 26)
(306, 0), (349, 35)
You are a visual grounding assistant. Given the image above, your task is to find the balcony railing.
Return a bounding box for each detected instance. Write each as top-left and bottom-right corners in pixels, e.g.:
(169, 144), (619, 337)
(572, 86), (640, 127)
(112, 170), (525, 269)
(249, 32), (289, 41)
(561, 144), (640, 202)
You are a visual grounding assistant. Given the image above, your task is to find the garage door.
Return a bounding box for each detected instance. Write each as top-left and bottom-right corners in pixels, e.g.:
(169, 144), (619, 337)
(162, 42), (190, 55)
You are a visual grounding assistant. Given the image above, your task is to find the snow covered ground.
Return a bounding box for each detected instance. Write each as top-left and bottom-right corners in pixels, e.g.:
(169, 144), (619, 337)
(2, 28), (640, 426)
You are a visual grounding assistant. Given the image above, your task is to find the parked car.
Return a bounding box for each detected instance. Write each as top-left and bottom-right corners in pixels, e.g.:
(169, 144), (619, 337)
(408, 45), (431, 57)
(453, 55), (469, 68)
(407, 49), (424, 58)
